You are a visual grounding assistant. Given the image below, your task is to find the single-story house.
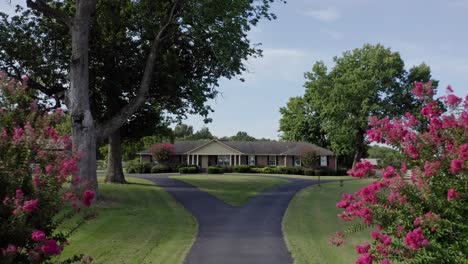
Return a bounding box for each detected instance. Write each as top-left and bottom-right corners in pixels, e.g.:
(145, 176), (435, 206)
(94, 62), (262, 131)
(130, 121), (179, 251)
(137, 139), (337, 171)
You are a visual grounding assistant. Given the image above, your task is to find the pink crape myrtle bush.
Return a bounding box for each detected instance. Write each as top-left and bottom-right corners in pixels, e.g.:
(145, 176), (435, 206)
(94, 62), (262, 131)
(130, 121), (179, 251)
(150, 143), (175, 165)
(0, 73), (95, 263)
(336, 82), (467, 263)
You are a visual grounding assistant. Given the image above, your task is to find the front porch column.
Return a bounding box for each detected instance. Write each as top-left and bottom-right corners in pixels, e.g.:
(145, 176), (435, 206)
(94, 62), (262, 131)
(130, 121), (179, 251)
(196, 155), (199, 166)
(284, 155), (287, 166)
(239, 155), (242, 165)
(187, 154), (189, 165)
(229, 155), (232, 166)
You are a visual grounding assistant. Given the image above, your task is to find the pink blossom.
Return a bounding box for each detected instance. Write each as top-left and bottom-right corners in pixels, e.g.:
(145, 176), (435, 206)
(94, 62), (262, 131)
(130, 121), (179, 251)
(40, 239), (62, 255)
(381, 259), (392, 264)
(31, 230), (46, 242)
(5, 244), (17, 253)
(83, 190), (95, 207)
(13, 127), (24, 142)
(450, 159), (463, 174)
(356, 253), (373, 264)
(404, 228), (429, 250)
(356, 242), (371, 254)
(458, 144), (468, 160)
(15, 189), (23, 200)
(447, 188), (459, 201)
(348, 161), (375, 178)
(446, 94), (462, 107)
(21, 75), (29, 83)
(22, 199), (38, 213)
(382, 166), (396, 179)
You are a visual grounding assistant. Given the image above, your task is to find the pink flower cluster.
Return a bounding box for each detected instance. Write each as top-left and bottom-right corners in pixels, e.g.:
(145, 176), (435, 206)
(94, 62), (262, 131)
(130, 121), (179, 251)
(335, 81), (467, 263)
(347, 161), (375, 178)
(404, 228), (429, 250)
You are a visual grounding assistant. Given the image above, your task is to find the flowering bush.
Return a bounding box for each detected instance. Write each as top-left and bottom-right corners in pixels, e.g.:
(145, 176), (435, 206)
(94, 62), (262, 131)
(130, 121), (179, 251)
(150, 143), (175, 165)
(336, 82), (467, 263)
(0, 73), (94, 263)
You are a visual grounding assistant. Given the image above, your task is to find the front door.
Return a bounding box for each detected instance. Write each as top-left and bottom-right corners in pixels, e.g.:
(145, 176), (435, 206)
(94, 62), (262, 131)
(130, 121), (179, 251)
(201, 155), (209, 169)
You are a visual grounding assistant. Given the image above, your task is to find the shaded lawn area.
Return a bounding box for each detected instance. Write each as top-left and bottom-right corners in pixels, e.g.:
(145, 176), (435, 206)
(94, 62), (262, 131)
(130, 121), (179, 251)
(283, 179), (373, 264)
(226, 173), (352, 181)
(172, 174), (291, 206)
(59, 177), (197, 264)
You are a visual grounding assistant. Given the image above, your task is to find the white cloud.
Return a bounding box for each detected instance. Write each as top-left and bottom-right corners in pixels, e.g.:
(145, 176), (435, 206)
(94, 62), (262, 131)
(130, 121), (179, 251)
(302, 7), (341, 22)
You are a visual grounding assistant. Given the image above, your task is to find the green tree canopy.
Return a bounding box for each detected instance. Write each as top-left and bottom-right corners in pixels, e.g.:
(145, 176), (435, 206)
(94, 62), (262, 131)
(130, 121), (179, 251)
(279, 44), (437, 167)
(229, 131), (257, 141)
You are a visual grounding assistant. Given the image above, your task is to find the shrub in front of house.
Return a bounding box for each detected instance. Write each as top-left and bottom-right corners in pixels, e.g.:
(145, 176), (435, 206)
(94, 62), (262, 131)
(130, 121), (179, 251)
(232, 165), (251, 173)
(207, 166), (223, 174)
(250, 167), (264, 173)
(278, 166), (304, 175)
(304, 168), (315, 176)
(179, 165), (198, 174)
(262, 166), (279, 174)
(151, 164), (171, 173)
(127, 162), (151, 174)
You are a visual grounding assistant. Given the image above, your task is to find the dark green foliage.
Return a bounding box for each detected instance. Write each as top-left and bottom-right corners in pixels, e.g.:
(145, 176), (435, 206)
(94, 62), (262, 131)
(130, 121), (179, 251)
(304, 168), (315, 176)
(151, 165), (171, 173)
(262, 166), (279, 174)
(178, 166), (198, 174)
(367, 145), (403, 168)
(250, 167), (264, 173)
(207, 166), (223, 174)
(126, 159), (151, 174)
(279, 44), (438, 166)
(232, 165), (251, 173)
(301, 151), (317, 169)
(278, 167), (304, 175)
(229, 131), (257, 141)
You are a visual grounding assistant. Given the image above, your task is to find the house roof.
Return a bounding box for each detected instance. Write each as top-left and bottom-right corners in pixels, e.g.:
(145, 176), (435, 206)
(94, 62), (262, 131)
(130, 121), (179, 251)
(137, 140), (334, 156)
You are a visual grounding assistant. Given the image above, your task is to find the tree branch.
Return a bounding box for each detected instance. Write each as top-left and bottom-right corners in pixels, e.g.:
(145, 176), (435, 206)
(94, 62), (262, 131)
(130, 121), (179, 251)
(26, 0), (72, 28)
(95, 0), (179, 141)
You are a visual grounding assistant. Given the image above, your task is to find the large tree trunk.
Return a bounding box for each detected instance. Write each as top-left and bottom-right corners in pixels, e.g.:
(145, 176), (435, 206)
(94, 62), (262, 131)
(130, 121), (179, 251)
(69, 0), (99, 196)
(352, 129), (366, 168)
(105, 130), (127, 183)
(352, 149), (365, 169)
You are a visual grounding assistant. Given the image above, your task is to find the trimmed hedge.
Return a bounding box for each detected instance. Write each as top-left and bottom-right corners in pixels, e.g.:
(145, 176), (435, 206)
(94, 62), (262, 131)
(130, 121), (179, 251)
(207, 166), (223, 174)
(262, 166), (279, 174)
(232, 165), (251, 173)
(304, 168), (315, 176)
(151, 164), (171, 173)
(179, 165), (199, 174)
(127, 162), (152, 174)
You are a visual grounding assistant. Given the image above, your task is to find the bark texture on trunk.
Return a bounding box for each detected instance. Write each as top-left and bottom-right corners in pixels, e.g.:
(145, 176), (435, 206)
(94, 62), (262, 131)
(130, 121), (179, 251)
(352, 129), (366, 168)
(105, 130), (127, 183)
(69, 0), (98, 196)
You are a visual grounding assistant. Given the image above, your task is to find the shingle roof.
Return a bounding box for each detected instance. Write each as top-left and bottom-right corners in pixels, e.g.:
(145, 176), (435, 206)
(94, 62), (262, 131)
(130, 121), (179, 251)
(137, 140), (334, 156)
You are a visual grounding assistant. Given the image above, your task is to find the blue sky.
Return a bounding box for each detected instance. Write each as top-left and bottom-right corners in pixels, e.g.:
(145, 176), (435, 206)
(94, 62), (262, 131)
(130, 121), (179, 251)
(2, 0), (468, 139)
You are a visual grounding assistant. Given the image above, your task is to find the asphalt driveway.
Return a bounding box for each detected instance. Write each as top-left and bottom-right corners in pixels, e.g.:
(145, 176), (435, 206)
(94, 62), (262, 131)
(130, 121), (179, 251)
(137, 174), (331, 264)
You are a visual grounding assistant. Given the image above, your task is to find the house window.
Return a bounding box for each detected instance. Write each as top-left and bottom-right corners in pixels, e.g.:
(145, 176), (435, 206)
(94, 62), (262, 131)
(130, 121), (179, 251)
(268, 155), (277, 166)
(218, 155), (230, 166)
(294, 156), (301, 167)
(249, 155), (256, 166)
(320, 156), (328, 167)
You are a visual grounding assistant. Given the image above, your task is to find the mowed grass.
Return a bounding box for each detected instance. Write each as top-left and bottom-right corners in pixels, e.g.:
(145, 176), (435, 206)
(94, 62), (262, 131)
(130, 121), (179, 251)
(172, 174), (291, 206)
(283, 179), (372, 264)
(59, 177), (197, 264)
(227, 173), (352, 181)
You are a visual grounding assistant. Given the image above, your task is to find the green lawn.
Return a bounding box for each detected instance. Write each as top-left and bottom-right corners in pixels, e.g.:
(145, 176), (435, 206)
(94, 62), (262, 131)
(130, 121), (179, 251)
(59, 177), (197, 264)
(227, 173), (352, 181)
(283, 179), (372, 264)
(172, 174), (291, 206)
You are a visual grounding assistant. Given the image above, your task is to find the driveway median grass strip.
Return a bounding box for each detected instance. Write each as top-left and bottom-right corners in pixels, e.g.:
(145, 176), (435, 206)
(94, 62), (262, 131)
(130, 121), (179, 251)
(172, 174), (291, 206)
(282, 179), (372, 264)
(58, 177), (197, 264)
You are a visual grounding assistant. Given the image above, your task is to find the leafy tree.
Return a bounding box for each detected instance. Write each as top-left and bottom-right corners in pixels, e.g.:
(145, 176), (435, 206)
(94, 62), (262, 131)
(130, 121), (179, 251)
(300, 151), (317, 169)
(1, 0), (284, 194)
(186, 127), (214, 141)
(367, 145), (403, 169)
(280, 44), (438, 167)
(229, 131), (256, 141)
(174, 124), (194, 139)
(279, 96), (328, 147)
(150, 143), (175, 165)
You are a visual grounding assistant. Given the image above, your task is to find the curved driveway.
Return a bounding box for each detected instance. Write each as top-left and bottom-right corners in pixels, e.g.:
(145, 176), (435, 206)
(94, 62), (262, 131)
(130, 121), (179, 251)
(138, 174), (334, 264)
